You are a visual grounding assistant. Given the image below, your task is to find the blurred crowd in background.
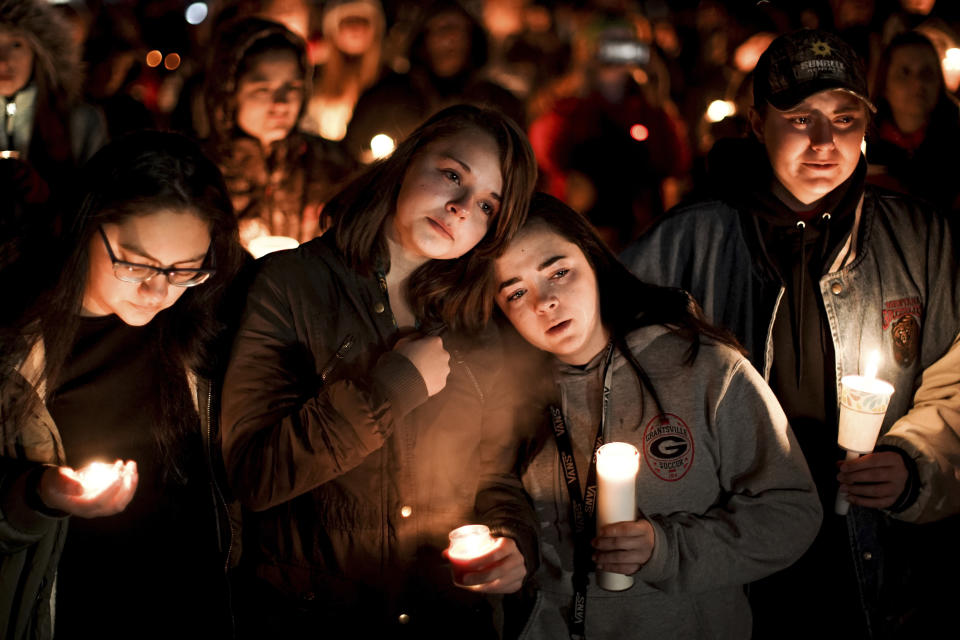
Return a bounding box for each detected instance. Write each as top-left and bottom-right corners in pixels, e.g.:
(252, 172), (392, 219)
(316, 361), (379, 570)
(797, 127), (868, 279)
(4, 0), (960, 255)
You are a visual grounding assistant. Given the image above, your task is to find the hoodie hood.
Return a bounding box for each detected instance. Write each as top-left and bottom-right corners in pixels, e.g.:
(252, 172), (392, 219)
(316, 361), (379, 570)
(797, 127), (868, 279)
(0, 0), (81, 106)
(205, 17), (309, 143)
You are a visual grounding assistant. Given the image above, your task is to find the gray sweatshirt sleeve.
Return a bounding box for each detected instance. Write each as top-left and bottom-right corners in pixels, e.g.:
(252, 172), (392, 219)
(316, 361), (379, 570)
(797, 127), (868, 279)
(637, 359), (822, 592)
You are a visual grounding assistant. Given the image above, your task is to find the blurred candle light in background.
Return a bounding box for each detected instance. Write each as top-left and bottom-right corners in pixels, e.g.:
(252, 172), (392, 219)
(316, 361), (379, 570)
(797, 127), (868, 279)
(706, 99), (736, 123)
(185, 2), (209, 25)
(942, 48), (960, 92)
(370, 133), (396, 160)
(247, 235), (299, 259)
(629, 123), (649, 142)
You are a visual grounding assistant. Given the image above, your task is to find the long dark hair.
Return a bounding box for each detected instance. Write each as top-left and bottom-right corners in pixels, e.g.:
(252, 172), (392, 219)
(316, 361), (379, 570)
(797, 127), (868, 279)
(2, 131), (244, 481)
(328, 104), (537, 333)
(872, 30), (958, 131)
(496, 193), (744, 414)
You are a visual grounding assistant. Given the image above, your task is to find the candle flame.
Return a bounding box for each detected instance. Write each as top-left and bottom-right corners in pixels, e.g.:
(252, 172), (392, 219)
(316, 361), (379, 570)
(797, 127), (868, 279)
(596, 442), (640, 479)
(77, 461), (121, 497)
(864, 350), (880, 380)
(448, 524), (496, 560)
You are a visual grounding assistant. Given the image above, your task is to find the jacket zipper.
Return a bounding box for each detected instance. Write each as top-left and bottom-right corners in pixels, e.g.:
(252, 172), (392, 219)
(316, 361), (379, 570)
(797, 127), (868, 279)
(452, 349), (483, 402)
(206, 382), (233, 573)
(320, 335), (354, 384)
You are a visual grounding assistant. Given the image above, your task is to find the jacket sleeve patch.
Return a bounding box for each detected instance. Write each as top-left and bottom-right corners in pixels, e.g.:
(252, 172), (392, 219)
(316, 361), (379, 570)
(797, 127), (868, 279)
(882, 297), (922, 367)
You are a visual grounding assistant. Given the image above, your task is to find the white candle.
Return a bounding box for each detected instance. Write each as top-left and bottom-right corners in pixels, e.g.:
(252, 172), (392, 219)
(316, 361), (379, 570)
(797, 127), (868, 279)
(448, 524), (497, 586)
(835, 351), (895, 515)
(247, 235), (299, 259)
(75, 461), (122, 498)
(595, 442), (640, 591)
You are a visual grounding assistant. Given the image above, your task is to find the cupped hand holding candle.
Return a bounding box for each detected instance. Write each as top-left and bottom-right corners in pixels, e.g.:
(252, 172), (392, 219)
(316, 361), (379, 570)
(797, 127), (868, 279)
(38, 459), (138, 518)
(444, 525), (527, 594)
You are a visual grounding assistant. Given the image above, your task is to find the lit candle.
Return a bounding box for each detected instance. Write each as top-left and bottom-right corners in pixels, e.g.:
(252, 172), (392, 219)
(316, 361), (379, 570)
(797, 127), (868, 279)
(75, 461), (123, 498)
(247, 235), (299, 259)
(595, 442), (640, 591)
(835, 351), (895, 515)
(447, 524), (498, 586)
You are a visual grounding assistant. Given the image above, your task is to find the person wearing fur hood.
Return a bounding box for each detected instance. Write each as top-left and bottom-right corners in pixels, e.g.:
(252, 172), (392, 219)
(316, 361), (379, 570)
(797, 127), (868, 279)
(0, 0), (106, 191)
(204, 16), (356, 252)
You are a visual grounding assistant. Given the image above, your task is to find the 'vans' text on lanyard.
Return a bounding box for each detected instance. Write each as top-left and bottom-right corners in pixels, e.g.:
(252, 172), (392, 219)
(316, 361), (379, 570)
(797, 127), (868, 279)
(548, 342), (616, 640)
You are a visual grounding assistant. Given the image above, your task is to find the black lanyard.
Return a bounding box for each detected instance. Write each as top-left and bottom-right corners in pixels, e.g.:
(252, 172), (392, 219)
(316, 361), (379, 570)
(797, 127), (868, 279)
(548, 343), (615, 640)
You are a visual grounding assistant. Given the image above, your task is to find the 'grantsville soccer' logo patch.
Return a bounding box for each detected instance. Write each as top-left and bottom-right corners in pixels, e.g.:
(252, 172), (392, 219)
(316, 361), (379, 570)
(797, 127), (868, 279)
(643, 413), (694, 482)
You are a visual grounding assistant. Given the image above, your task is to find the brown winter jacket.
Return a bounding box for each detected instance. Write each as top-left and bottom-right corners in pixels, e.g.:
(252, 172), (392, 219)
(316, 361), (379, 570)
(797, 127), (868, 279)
(221, 234), (537, 636)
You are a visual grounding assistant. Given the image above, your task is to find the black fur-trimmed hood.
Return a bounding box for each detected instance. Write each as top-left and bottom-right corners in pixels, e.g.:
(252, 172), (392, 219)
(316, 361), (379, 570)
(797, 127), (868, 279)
(0, 0), (81, 105)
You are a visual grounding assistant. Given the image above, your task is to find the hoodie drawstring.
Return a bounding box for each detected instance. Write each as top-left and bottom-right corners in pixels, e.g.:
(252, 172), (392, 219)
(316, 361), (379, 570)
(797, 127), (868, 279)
(791, 212), (833, 388)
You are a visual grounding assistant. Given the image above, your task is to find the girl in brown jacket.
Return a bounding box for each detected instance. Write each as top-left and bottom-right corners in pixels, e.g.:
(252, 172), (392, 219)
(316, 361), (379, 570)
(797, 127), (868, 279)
(221, 105), (538, 638)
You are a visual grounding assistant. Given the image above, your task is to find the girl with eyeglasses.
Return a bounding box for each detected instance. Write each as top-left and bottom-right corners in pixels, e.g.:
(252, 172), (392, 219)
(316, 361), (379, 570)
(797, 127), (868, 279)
(0, 131), (245, 639)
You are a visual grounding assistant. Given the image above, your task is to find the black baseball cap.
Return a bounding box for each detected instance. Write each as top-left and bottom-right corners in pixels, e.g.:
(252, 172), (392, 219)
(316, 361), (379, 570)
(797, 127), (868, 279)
(754, 29), (876, 112)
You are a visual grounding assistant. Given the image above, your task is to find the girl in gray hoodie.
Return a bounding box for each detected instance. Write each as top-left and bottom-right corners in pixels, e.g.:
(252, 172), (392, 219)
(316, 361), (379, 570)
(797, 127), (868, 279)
(485, 193), (822, 639)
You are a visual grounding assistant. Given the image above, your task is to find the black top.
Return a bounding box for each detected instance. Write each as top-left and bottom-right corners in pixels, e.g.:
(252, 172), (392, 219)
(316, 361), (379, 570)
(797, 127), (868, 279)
(48, 314), (224, 638)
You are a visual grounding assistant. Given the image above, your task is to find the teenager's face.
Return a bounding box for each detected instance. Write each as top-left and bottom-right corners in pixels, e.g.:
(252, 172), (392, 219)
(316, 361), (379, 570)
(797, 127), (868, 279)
(235, 49), (304, 148)
(84, 209), (211, 326)
(389, 129), (502, 261)
(495, 223), (608, 365)
(885, 44), (940, 124)
(0, 30), (34, 97)
(751, 89), (868, 205)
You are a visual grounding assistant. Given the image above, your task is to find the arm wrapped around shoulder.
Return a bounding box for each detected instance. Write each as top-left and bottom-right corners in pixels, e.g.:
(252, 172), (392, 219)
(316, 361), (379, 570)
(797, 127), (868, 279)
(638, 358), (823, 592)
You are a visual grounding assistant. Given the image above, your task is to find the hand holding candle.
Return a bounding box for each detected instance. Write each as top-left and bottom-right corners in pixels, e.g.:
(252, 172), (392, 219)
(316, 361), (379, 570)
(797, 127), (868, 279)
(835, 351), (895, 515)
(595, 442), (641, 591)
(38, 460), (138, 518)
(592, 519), (655, 576)
(836, 450), (909, 509)
(445, 525), (526, 594)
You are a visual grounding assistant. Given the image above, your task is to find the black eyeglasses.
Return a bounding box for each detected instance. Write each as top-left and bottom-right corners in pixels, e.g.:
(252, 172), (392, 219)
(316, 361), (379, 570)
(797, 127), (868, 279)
(98, 226), (216, 287)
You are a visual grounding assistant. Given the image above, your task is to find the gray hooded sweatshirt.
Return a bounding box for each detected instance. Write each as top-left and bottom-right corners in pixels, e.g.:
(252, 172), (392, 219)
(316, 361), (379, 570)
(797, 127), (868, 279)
(517, 325), (822, 639)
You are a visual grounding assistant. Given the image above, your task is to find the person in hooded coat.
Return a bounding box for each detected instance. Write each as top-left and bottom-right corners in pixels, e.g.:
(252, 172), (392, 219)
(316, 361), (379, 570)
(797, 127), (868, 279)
(204, 17), (356, 251)
(0, 0), (107, 263)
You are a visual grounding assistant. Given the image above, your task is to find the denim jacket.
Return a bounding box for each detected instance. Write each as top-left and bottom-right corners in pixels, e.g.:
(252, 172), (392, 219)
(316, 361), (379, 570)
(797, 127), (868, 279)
(622, 185), (960, 635)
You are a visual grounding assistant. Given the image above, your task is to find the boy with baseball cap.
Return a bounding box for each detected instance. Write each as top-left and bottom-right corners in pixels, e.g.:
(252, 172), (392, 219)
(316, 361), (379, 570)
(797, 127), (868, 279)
(624, 29), (960, 637)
